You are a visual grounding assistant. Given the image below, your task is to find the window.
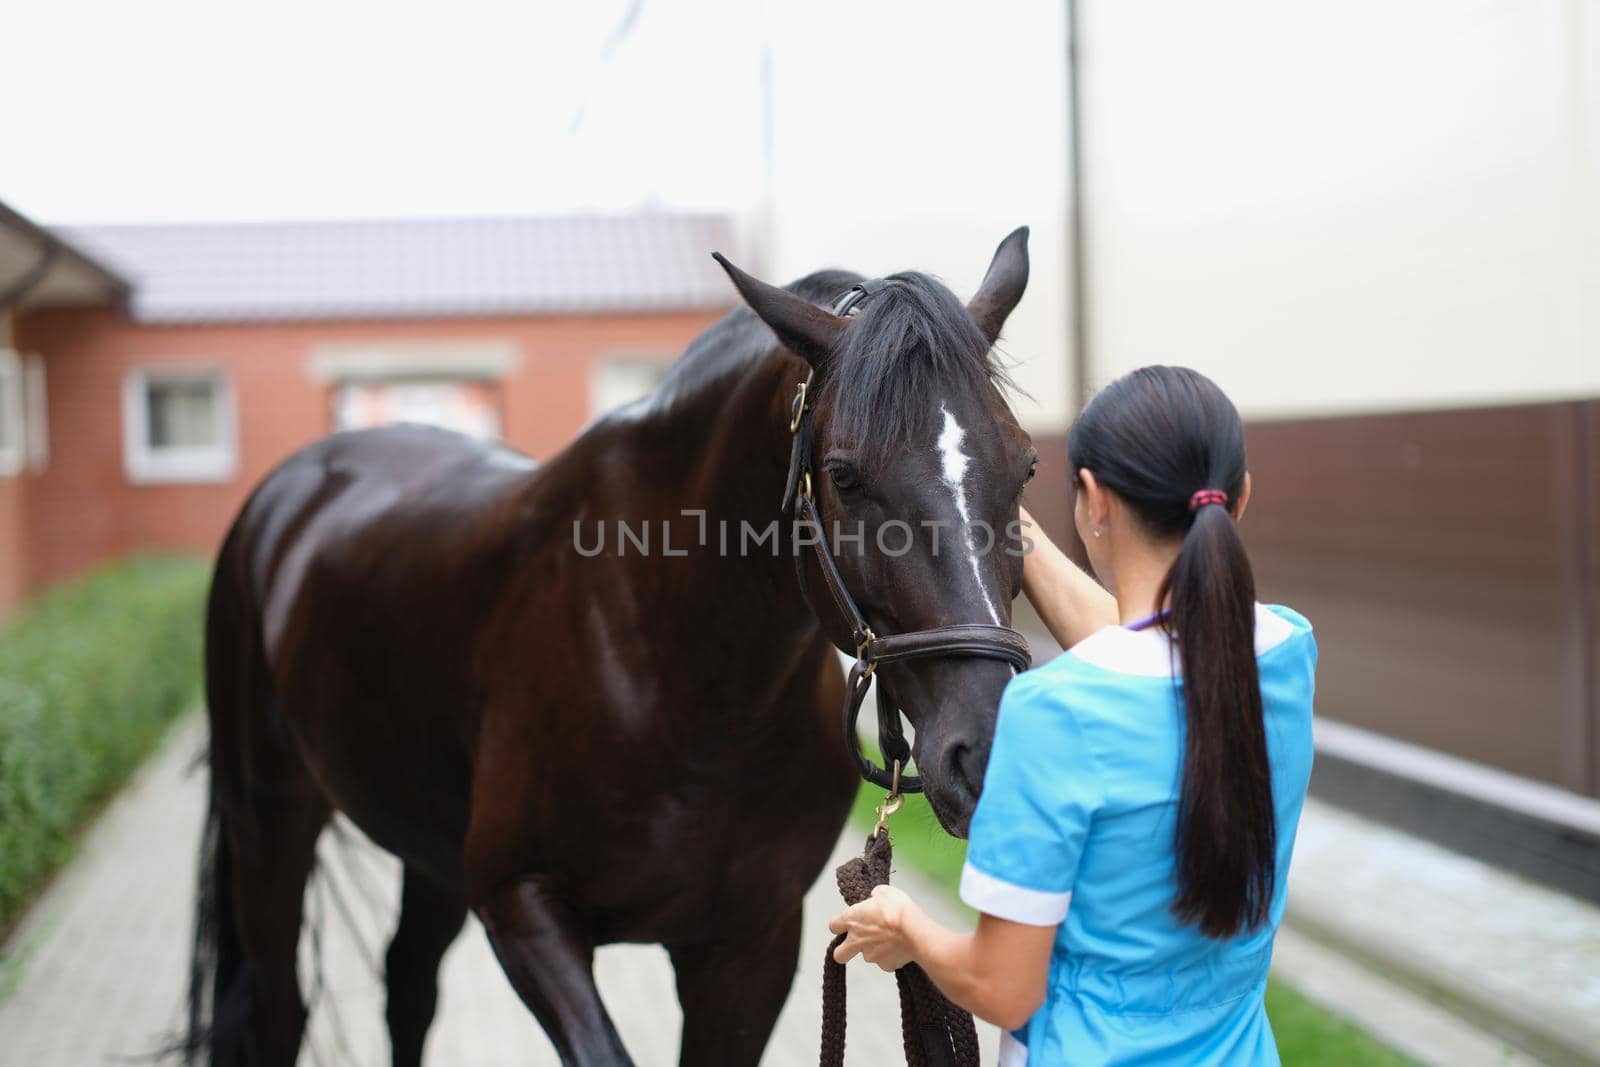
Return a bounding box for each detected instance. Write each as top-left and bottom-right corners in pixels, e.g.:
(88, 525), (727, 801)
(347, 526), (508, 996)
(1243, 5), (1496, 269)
(24, 354), (47, 471)
(0, 350), (22, 477)
(123, 367), (238, 483)
(332, 378), (502, 440)
(590, 358), (671, 417)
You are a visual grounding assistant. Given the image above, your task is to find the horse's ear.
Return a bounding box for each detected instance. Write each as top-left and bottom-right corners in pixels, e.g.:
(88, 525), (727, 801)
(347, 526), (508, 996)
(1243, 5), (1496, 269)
(967, 226), (1030, 346)
(711, 253), (845, 370)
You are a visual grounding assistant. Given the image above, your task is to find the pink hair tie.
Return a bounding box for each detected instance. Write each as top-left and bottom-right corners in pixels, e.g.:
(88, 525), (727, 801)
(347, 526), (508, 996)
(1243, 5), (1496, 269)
(1188, 489), (1228, 512)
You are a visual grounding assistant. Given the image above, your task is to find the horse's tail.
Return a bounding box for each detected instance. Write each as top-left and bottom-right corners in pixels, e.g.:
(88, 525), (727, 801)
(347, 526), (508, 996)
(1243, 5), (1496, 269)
(181, 526), (261, 1065)
(183, 782), (247, 1064)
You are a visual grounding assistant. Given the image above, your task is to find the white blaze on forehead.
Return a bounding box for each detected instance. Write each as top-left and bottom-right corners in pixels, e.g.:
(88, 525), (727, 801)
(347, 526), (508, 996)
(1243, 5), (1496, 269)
(937, 404), (1004, 625)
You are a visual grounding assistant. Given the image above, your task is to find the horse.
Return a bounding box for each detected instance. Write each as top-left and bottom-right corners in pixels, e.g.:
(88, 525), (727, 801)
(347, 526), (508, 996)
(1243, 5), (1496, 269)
(188, 227), (1038, 1066)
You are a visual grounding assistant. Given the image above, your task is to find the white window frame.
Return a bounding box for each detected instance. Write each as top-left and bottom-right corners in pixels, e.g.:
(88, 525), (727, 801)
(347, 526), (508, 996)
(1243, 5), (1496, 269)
(24, 353), (48, 472)
(122, 366), (239, 484)
(0, 349), (23, 478)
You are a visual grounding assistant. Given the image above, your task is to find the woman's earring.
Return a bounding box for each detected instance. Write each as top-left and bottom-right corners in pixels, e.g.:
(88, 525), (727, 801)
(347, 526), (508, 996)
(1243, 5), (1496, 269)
(1092, 527), (1103, 539)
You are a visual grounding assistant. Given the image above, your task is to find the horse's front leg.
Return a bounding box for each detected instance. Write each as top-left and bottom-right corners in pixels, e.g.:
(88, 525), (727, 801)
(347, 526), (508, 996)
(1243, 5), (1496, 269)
(668, 904), (805, 1067)
(474, 876), (635, 1066)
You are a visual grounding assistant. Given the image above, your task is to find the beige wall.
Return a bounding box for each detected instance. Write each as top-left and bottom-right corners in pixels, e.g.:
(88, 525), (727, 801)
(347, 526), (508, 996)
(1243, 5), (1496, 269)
(1079, 0), (1600, 419)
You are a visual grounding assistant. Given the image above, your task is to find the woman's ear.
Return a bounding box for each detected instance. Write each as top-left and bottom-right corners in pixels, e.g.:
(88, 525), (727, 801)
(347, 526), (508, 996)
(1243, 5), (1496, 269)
(1077, 468), (1111, 535)
(1233, 472), (1252, 523)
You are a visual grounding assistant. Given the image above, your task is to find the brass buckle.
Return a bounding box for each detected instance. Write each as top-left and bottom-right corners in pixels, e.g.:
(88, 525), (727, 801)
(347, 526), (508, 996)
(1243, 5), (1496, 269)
(855, 626), (876, 677)
(789, 378), (810, 432)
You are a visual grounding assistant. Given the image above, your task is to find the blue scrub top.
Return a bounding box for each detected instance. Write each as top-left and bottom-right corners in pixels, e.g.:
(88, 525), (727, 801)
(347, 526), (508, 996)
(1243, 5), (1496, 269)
(960, 604), (1317, 1066)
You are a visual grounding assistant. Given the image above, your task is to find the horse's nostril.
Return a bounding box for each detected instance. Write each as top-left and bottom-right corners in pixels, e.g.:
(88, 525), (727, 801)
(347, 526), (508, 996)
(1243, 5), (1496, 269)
(946, 744), (987, 803)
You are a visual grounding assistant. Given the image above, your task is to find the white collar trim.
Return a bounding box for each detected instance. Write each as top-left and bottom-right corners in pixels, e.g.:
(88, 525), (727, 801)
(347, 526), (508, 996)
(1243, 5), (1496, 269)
(1066, 603), (1296, 678)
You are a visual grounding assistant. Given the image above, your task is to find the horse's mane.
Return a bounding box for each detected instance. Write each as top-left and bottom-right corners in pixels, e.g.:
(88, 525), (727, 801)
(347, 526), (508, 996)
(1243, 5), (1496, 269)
(821, 271), (1015, 458)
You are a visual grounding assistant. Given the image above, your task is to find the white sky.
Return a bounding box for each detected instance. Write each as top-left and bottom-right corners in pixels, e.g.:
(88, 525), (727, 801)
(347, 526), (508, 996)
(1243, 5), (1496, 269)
(1, 0), (771, 223)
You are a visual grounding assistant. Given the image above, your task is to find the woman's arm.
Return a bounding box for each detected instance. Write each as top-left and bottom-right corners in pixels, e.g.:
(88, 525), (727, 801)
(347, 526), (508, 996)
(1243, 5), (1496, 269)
(1018, 506), (1118, 649)
(830, 885), (1055, 1032)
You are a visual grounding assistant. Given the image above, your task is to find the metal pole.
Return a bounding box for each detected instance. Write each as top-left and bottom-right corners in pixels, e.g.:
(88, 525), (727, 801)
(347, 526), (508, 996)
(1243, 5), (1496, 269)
(1065, 0), (1089, 416)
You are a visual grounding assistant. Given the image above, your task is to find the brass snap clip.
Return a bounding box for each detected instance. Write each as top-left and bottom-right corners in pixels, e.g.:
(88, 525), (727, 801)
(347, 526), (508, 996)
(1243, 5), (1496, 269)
(872, 759), (904, 838)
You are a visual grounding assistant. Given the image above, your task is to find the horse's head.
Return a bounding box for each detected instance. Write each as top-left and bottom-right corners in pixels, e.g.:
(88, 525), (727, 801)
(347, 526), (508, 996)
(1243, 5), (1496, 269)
(714, 229), (1035, 836)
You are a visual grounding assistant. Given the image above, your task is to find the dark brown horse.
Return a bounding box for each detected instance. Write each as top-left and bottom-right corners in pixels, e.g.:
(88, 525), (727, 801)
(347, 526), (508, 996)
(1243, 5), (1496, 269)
(189, 229), (1036, 1066)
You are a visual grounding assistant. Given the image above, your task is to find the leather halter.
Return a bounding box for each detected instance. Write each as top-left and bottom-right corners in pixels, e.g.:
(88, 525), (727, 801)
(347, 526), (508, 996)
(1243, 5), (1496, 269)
(781, 281), (1033, 793)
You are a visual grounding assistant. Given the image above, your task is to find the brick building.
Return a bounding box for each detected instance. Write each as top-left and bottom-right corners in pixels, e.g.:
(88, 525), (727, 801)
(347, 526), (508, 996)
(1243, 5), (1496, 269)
(0, 203), (734, 616)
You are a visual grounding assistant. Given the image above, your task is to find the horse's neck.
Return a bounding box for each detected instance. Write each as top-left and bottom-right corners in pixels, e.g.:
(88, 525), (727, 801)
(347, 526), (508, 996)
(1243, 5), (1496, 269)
(530, 347), (819, 647)
(652, 350), (811, 595)
(674, 350), (801, 520)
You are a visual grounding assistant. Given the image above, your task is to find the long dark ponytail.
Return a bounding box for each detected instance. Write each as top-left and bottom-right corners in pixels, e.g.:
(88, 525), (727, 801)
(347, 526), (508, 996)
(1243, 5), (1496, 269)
(1068, 366), (1272, 939)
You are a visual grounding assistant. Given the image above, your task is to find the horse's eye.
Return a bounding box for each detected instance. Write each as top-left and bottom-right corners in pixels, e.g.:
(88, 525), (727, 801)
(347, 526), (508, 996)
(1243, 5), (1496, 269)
(1025, 461), (1038, 484)
(829, 464), (861, 493)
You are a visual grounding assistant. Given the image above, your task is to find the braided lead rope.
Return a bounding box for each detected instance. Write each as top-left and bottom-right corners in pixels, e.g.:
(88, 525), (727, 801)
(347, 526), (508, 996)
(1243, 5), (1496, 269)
(820, 832), (979, 1067)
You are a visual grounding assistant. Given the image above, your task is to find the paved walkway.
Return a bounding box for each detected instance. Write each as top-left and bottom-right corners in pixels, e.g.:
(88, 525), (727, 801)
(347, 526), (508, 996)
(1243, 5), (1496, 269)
(0, 715), (999, 1066)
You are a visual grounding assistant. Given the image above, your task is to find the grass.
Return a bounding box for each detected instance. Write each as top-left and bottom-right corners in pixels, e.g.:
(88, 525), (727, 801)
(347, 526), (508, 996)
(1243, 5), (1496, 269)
(0, 555), (209, 936)
(1264, 981), (1419, 1066)
(847, 776), (1419, 1067)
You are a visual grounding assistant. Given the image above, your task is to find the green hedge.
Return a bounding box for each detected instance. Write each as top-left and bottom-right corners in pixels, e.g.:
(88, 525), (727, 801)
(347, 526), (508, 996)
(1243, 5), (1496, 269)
(0, 555), (209, 932)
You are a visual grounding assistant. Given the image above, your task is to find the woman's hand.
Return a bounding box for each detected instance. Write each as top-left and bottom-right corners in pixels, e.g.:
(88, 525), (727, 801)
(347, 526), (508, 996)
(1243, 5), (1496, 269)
(829, 884), (919, 972)
(830, 886), (1057, 1030)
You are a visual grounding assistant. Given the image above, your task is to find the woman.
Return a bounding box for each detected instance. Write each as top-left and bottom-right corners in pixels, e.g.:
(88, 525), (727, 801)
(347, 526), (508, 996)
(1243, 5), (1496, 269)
(829, 366), (1317, 1065)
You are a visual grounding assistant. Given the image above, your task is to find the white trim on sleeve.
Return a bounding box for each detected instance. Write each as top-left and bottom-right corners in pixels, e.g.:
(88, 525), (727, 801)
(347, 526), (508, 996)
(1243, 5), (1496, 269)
(959, 861), (1071, 926)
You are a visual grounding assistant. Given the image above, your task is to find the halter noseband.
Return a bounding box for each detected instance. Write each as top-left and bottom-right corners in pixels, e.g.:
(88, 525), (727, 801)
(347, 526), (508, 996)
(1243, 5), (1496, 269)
(781, 281), (1033, 794)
